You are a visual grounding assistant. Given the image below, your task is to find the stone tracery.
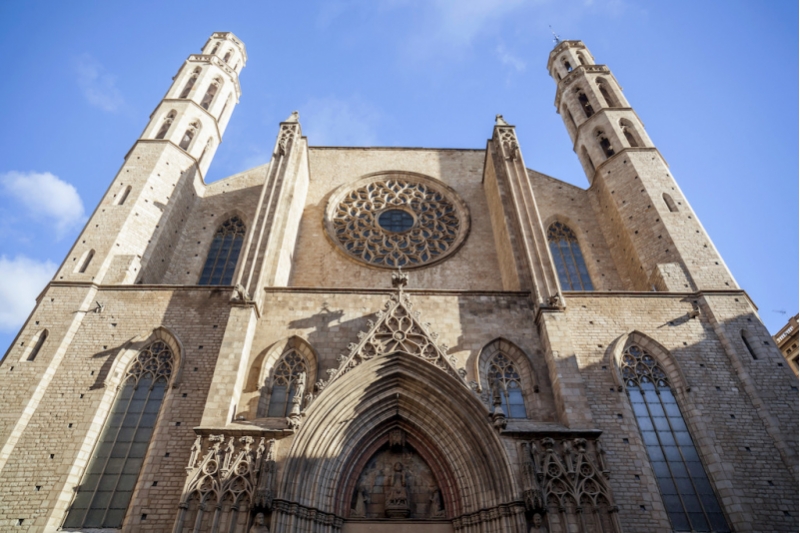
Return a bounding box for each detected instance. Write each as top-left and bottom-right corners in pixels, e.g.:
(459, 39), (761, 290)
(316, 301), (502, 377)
(325, 173), (470, 269)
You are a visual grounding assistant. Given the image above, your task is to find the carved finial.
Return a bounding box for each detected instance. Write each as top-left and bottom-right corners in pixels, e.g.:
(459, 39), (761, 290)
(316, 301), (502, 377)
(285, 110), (300, 123)
(495, 114), (509, 126)
(392, 267), (409, 290)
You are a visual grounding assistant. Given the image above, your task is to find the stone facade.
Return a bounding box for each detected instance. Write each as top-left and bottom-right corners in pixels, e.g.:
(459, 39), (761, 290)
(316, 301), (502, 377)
(0, 33), (796, 533)
(774, 314), (799, 375)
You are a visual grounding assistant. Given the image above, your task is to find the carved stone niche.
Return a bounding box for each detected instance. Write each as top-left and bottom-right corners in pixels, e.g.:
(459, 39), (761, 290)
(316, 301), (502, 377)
(349, 437), (446, 521)
(520, 436), (621, 533)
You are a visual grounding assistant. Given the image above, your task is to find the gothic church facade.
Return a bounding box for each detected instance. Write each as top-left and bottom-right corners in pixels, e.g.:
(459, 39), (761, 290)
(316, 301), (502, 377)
(0, 32), (796, 533)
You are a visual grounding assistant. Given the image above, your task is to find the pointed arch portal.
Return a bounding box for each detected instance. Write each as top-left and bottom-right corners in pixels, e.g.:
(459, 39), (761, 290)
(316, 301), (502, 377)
(274, 352), (526, 532)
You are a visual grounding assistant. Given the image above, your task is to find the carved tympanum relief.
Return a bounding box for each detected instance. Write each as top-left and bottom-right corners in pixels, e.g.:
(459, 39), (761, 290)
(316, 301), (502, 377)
(324, 172), (470, 269)
(350, 435), (445, 520)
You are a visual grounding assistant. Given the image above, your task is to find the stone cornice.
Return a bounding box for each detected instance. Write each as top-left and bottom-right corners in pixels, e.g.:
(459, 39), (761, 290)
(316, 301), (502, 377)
(546, 39), (586, 70)
(210, 31), (247, 61)
(554, 64), (611, 108)
(160, 97), (223, 141)
(187, 54), (241, 97)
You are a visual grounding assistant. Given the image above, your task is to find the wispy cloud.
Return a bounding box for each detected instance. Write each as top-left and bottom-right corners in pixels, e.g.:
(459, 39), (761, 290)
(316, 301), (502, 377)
(75, 54), (124, 112)
(1, 171), (86, 238)
(496, 43), (526, 72)
(0, 255), (57, 332)
(300, 97), (381, 146)
(425, 0), (529, 47)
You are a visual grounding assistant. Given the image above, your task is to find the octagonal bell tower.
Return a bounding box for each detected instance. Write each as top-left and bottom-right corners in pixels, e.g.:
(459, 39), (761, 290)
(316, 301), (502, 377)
(548, 40), (737, 292)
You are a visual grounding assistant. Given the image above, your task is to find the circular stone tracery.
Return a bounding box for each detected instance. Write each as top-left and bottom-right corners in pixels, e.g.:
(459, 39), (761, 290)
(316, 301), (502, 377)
(325, 172), (470, 269)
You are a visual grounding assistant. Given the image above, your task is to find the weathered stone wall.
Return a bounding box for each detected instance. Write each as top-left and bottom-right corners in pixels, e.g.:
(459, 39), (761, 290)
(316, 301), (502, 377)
(290, 148), (503, 291)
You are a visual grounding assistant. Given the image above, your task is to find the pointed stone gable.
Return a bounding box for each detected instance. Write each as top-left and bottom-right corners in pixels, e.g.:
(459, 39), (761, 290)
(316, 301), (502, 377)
(321, 277), (469, 391)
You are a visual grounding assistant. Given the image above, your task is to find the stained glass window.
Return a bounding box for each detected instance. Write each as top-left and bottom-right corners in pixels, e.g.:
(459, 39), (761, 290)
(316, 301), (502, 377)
(547, 222), (594, 291)
(64, 341), (174, 529)
(488, 353), (527, 418)
(622, 344), (730, 532)
(267, 350), (307, 417)
(199, 217), (246, 285)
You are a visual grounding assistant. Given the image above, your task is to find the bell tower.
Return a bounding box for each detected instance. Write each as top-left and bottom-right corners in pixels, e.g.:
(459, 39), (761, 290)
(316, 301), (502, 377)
(54, 32), (245, 285)
(548, 40), (737, 292)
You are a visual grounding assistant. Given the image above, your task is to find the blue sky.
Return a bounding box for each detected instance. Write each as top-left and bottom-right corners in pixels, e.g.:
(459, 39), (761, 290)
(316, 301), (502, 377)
(0, 0), (797, 354)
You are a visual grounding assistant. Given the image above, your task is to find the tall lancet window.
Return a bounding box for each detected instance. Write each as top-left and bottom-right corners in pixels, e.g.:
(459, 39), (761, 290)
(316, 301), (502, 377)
(200, 78), (221, 110)
(267, 349), (307, 417)
(487, 352), (526, 418)
(198, 216), (246, 285)
(547, 222), (594, 291)
(622, 344), (730, 532)
(179, 68), (200, 99)
(64, 341), (174, 529)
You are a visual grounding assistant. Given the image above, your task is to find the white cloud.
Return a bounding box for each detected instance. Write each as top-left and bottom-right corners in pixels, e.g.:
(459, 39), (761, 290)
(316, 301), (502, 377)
(1, 171), (86, 237)
(300, 97), (381, 146)
(427, 0), (528, 47)
(496, 43), (526, 72)
(75, 54), (124, 112)
(0, 255), (57, 332)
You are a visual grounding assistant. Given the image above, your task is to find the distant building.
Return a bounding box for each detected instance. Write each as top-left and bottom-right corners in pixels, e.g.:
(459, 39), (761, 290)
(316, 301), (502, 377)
(774, 314), (799, 375)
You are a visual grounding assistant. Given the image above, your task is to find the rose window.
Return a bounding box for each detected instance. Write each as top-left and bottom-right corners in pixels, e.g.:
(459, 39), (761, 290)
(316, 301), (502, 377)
(325, 172), (470, 269)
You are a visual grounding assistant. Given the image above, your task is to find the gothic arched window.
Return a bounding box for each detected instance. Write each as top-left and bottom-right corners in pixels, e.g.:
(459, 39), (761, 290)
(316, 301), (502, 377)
(200, 78), (221, 110)
(155, 111), (175, 140)
(562, 104), (577, 136)
(25, 329), (47, 361)
(562, 58), (572, 72)
(198, 216), (246, 285)
(266, 349), (307, 417)
(663, 193), (679, 213)
(581, 145), (595, 174)
(179, 122), (199, 151)
(576, 89), (594, 118)
(597, 80), (618, 107)
(210, 43), (219, 55)
(223, 50), (232, 63)
(597, 130), (615, 158)
(487, 352), (526, 418)
(64, 340), (174, 529)
(620, 119), (642, 148)
(622, 344), (730, 532)
(179, 68), (200, 99)
(741, 330), (758, 360)
(547, 222), (594, 291)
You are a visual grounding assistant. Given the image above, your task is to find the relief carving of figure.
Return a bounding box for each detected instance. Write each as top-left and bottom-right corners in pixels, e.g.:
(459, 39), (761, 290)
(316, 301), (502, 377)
(249, 512), (269, 533)
(530, 512), (548, 533)
(351, 485), (369, 518)
(429, 487), (445, 518)
(384, 462), (411, 518)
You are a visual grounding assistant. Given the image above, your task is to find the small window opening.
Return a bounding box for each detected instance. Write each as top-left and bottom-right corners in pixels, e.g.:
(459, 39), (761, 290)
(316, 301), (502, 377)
(597, 131), (615, 157)
(78, 250), (95, 273)
(578, 53), (587, 66)
(210, 43), (219, 55)
(663, 193), (679, 213)
(179, 68), (200, 99)
(117, 185), (132, 206)
(563, 59), (572, 72)
(155, 111), (176, 140)
(623, 126), (639, 147)
(223, 50), (232, 63)
(200, 78), (221, 110)
(562, 104), (577, 134)
(179, 122), (199, 151)
(597, 81), (618, 107)
(26, 330), (48, 361)
(741, 331), (758, 360)
(581, 146), (595, 174)
(577, 90), (594, 118)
